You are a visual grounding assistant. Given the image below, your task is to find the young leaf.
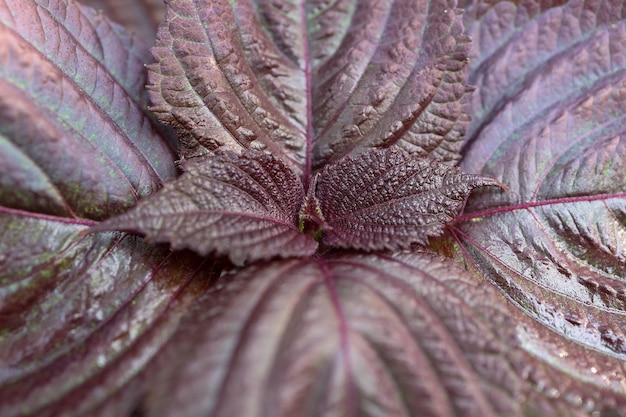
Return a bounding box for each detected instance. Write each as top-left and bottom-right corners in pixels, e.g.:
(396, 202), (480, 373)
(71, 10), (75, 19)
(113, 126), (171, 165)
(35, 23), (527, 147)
(0, 0), (177, 220)
(0, 211), (213, 417)
(92, 150), (318, 265)
(314, 147), (500, 250)
(143, 251), (537, 417)
(456, 0), (626, 358)
(147, 0), (472, 176)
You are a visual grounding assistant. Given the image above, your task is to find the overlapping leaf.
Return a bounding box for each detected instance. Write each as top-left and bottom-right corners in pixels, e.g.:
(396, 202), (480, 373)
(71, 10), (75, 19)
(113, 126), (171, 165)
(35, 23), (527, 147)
(148, 0), (309, 170)
(311, 0), (472, 168)
(456, 0), (626, 363)
(313, 148), (500, 250)
(147, 0), (472, 174)
(78, 0), (165, 45)
(93, 150), (318, 264)
(0, 211), (213, 417)
(0, 0), (176, 220)
(142, 251), (542, 417)
(0, 3), (207, 416)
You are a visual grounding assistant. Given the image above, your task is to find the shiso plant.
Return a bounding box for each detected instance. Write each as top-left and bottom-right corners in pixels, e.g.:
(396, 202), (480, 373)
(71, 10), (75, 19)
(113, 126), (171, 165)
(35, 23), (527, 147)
(1, 0), (626, 416)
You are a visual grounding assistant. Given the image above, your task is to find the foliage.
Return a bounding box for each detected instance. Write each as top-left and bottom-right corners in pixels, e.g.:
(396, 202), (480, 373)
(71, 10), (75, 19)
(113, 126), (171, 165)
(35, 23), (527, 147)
(0, 0), (625, 416)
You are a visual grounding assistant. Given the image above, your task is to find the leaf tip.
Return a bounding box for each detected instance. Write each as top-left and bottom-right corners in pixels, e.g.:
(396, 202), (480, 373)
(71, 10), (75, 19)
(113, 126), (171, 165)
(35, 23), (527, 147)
(476, 176), (508, 192)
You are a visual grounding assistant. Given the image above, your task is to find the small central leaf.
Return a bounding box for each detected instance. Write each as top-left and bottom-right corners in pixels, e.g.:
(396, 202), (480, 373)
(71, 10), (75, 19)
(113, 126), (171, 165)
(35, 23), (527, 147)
(91, 150), (318, 265)
(315, 148), (502, 250)
(87, 0), (489, 264)
(298, 173), (325, 240)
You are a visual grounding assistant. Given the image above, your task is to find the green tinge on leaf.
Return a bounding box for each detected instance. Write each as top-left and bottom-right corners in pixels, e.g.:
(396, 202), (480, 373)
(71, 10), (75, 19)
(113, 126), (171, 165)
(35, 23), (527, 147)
(0, 213), (213, 417)
(0, 0), (176, 220)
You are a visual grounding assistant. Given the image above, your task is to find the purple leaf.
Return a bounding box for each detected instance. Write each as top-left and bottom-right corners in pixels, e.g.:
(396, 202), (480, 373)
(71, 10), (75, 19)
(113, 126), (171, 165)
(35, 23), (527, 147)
(147, 0), (472, 177)
(92, 150), (318, 265)
(0, 210), (214, 417)
(311, 0), (472, 168)
(8, 0), (626, 415)
(456, 0), (626, 361)
(143, 251), (537, 417)
(0, 0), (177, 220)
(148, 0), (309, 172)
(78, 0), (165, 45)
(313, 148), (500, 250)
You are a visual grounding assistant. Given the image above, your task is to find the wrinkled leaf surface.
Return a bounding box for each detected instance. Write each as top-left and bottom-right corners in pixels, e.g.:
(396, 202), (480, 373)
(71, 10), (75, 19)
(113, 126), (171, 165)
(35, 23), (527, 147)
(7, 0), (626, 416)
(144, 251), (534, 417)
(457, 0), (626, 370)
(0, 0), (176, 220)
(314, 148), (500, 250)
(148, 0), (472, 175)
(93, 150), (318, 264)
(0, 211), (213, 417)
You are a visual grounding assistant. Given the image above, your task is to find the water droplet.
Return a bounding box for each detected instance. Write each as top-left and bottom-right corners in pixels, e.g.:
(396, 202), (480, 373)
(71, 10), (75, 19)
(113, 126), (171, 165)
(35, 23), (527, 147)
(391, 120), (403, 133)
(565, 393), (583, 406)
(564, 313), (583, 326)
(545, 388), (560, 398)
(342, 124), (361, 138)
(370, 89), (386, 106)
(250, 141), (267, 150)
(97, 354), (106, 367)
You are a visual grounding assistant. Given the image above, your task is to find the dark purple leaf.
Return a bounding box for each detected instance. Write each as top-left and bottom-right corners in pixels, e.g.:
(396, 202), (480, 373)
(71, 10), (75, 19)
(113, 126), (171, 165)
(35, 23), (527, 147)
(8, 0), (626, 415)
(0, 0), (177, 220)
(78, 0), (165, 45)
(513, 308), (626, 416)
(147, 0), (472, 176)
(311, 0), (472, 168)
(0, 4), (204, 414)
(0, 210), (214, 417)
(93, 150), (318, 265)
(142, 251), (539, 417)
(147, 0), (309, 172)
(313, 148), (500, 250)
(455, 0), (626, 367)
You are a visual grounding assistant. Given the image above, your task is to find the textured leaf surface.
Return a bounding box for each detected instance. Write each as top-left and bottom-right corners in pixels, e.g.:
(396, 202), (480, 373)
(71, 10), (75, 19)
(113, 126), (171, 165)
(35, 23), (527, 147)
(311, 0), (472, 168)
(148, 0), (472, 175)
(315, 148), (500, 250)
(78, 0), (164, 45)
(9, 0), (626, 416)
(456, 0), (626, 363)
(93, 151), (318, 264)
(0, 0), (176, 220)
(143, 251), (536, 417)
(0, 211), (213, 417)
